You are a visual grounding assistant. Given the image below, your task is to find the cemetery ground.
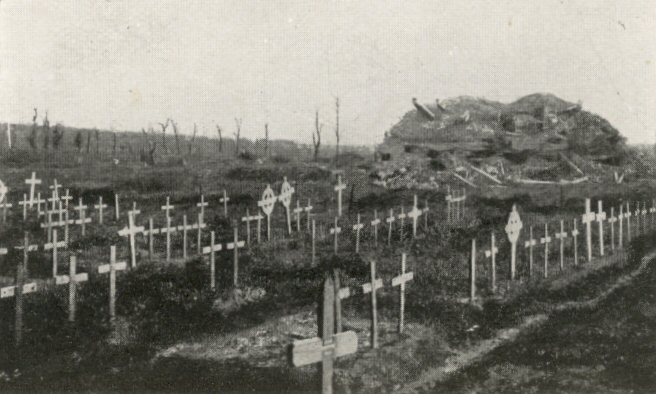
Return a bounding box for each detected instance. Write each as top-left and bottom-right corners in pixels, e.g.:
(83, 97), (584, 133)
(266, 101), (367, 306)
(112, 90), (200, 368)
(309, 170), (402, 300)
(1, 156), (656, 392)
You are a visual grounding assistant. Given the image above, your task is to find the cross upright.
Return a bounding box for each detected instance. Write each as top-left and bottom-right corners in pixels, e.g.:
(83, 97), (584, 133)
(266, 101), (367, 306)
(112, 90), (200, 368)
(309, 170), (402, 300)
(161, 196), (174, 219)
(634, 202), (641, 236)
(554, 220), (568, 271)
(220, 189), (230, 216)
(571, 219), (580, 266)
(334, 175), (346, 217)
(18, 194), (28, 221)
(505, 204), (523, 281)
(540, 223), (552, 278)
(0, 192), (12, 223)
(118, 212), (144, 268)
(25, 172), (42, 208)
(44, 229), (67, 277)
(618, 203), (624, 248)
(289, 275), (358, 394)
(386, 208), (395, 246)
(362, 260), (383, 348)
(196, 195), (209, 221)
(392, 253), (413, 333)
(398, 206), (407, 241)
(258, 185), (277, 241)
(524, 226), (537, 277)
(97, 246), (127, 321)
(608, 207), (617, 251)
(422, 199), (430, 230)
(94, 196), (108, 225)
(47, 188), (59, 212)
(241, 208), (256, 246)
(202, 231), (223, 290)
(74, 197), (89, 236)
(581, 198), (595, 263)
(128, 201), (141, 223)
(596, 200), (606, 256)
(329, 217), (342, 254)
(55, 256), (89, 322)
(407, 195), (422, 238)
(625, 201), (632, 241)
(370, 209), (381, 246)
(293, 200), (303, 232)
(485, 232), (499, 292)
(61, 189), (73, 210)
(35, 192), (46, 216)
(49, 179), (62, 201)
(226, 227), (245, 286)
(352, 213), (364, 253)
(304, 199), (314, 232)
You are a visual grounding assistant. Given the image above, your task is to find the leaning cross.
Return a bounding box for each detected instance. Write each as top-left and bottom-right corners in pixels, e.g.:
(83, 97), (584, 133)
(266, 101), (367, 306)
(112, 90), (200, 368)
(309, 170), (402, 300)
(279, 177), (295, 234)
(118, 212), (144, 268)
(97, 246), (127, 321)
(289, 276), (358, 394)
(524, 226), (537, 277)
(540, 223), (552, 278)
(258, 184), (277, 241)
(334, 175), (346, 217)
(581, 198), (596, 263)
(362, 260), (383, 349)
(484, 233), (499, 292)
(504, 204), (523, 281)
(596, 200), (606, 256)
(329, 217), (341, 254)
(352, 214), (364, 253)
(25, 172), (41, 208)
(226, 227), (245, 287)
(554, 220), (568, 271)
(392, 253), (413, 333)
(407, 195), (422, 239)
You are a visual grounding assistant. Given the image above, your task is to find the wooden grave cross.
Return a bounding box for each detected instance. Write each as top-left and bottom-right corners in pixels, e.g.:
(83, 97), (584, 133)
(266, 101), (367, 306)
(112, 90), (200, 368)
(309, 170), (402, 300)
(470, 239), (477, 303)
(352, 214), (364, 253)
(634, 202), (641, 236)
(293, 200), (303, 232)
(304, 199), (314, 232)
(392, 253), (413, 333)
(362, 260), (383, 348)
(55, 256), (89, 322)
(370, 209), (381, 246)
(143, 217), (159, 259)
(241, 209), (256, 246)
(49, 179), (62, 201)
(311, 220), (316, 264)
(197, 212), (206, 255)
(61, 189), (72, 210)
(74, 197), (91, 236)
(596, 200), (607, 256)
(540, 223), (552, 278)
(422, 199), (430, 230)
(334, 175), (347, 217)
(3, 233), (38, 346)
(407, 195), (422, 238)
(44, 229), (67, 277)
(35, 192), (46, 216)
(385, 208), (395, 246)
(524, 226), (536, 277)
(161, 196), (175, 219)
(504, 204), (523, 281)
(114, 193), (120, 220)
(571, 219), (580, 266)
(329, 217), (341, 254)
(202, 231), (223, 290)
(161, 215), (178, 261)
(484, 233), (499, 292)
(333, 269), (351, 333)
(445, 185), (453, 222)
(97, 246), (127, 321)
(47, 188), (59, 212)
(625, 202), (632, 241)
(196, 194), (208, 222)
(25, 171), (41, 208)
(288, 275), (358, 394)
(18, 194), (28, 221)
(642, 201), (648, 233)
(258, 184), (277, 241)
(618, 204), (624, 248)
(118, 212), (144, 268)
(0, 195), (11, 223)
(226, 227), (245, 286)
(220, 189), (230, 216)
(650, 200), (656, 229)
(397, 206), (407, 241)
(608, 207), (617, 251)
(128, 201), (141, 223)
(94, 196), (108, 225)
(554, 220), (568, 271)
(581, 198), (596, 263)
(279, 177), (295, 234)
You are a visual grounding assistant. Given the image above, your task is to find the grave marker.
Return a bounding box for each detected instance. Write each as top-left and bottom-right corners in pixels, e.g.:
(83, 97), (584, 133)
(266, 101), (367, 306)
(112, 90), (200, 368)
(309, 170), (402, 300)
(196, 195), (208, 222)
(25, 172), (41, 208)
(44, 229), (66, 277)
(62, 256), (88, 322)
(554, 220), (567, 271)
(13, 232), (35, 345)
(484, 233), (498, 292)
(408, 195), (422, 238)
(626, 202), (632, 241)
(582, 198), (595, 263)
(330, 217), (341, 254)
(97, 246), (127, 321)
(19, 193), (28, 221)
(0, 187), (12, 223)
(94, 196), (108, 225)
(470, 239), (476, 303)
(422, 199), (430, 230)
(618, 204), (624, 248)
(642, 201), (648, 234)
(504, 204), (523, 280)
(161, 196), (174, 219)
(242, 209), (256, 246)
(540, 223), (551, 278)
(114, 193), (120, 220)
(608, 207), (617, 251)
(311, 220), (316, 265)
(333, 268), (352, 334)
(258, 184), (277, 241)
(524, 226), (536, 277)
(293, 200), (303, 232)
(36, 192), (45, 216)
(304, 199), (314, 232)
(371, 210), (381, 246)
(571, 219), (580, 266)
(279, 177), (295, 234)
(202, 231), (222, 290)
(386, 209), (395, 246)
(226, 227), (245, 286)
(392, 253), (413, 333)
(220, 189), (230, 216)
(634, 202), (641, 236)
(362, 260), (383, 348)
(596, 200), (606, 256)
(49, 179), (62, 202)
(334, 175), (346, 217)
(74, 197), (90, 236)
(61, 189), (72, 210)
(118, 212), (144, 268)
(197, 212), (205, 255)
(352, 214), (364, 253)
(397, 206), (407, 241)
(162, 215), (177, 261)
(128, 202), (141, 222)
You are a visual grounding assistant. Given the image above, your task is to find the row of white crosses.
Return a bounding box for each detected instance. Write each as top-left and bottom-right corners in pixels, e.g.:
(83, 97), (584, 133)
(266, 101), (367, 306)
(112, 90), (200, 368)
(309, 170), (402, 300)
(201, 228), (245, 290)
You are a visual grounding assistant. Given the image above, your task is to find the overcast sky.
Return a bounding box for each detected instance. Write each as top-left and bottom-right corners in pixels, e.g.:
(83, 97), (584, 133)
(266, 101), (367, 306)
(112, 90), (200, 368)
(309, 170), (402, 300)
(1, 0), (654, 145)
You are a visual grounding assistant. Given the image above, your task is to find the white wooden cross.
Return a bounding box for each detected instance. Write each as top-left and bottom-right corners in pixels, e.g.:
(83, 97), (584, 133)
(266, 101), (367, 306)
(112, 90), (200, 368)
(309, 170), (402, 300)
(304, 199), (314, 232)
(161, 196), (174, 219)
(74, 197), (90, 236)
(94, 196), (108, 225)
(226, 227), (245, 286)
(220, 189), (230, 216)
(258, 184), (277, 241)
(97, 246), (127, 321)
(202, 231), (223, 290)
(485, 233), (499, 292)
(386, 208), (395, 246)
(362, 259), (383, 348)
(279, 176), (295, 234)
(196, 194), (208, 221)
(470, 239), (477, 303)
(49, 179), (62, 202)
(293, 200), (304, 232)
(56, 256), (89, 322)
(44, 229), (67, 277)
(18, 193), (29, 221)
(392, 253), (413, 333)
(581, 198), (596, 263)
(571, 219), (580, 266)
(334, 175), (347, 217)
(407, 195), (422, 239)
(0, 194), (12, 223)
(596, 200), (606, 256)
(47, 188), (59, 212)
(128, 201), (141, 222)
(554, 220), (568, 271)
(608, 207), (617, 251)
(371, 209), (381, 246)
(61, 189), (73, 210)
(114, 193), (120, 220)
(118, 212), (144, 268)
(35, 192), (45, 216)
(241, 208), (257, 246)
(397, 206), (407, 241)
(504, 204), (523, 281)
(618, 203), (625, 249)
(161, 216), (178, 261)
(25, 172), (41, 208)
(330, 217), (341, 254)
(422, 199), (430, 230)
(540, 223), (552, 278)
(625, 202), (632, 241)
(524, 226), (537, 277)
(634, 203), (641, 236)
(352, 213), (364, 253)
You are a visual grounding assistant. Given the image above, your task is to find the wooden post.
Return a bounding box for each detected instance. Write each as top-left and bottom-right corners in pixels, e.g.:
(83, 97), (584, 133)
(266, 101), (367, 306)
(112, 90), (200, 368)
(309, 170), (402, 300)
(68, 256), (77, 322)
(211, 231), (216, 290)
(572, 219), (580, 266)
(371, 210), (380, 246)
(182, 214), (188, 259)
(392, 253), (413, 333)
(596, 200), (606, 257)
(311, 220), (316, 265)
(362, 260), (382, 348)
(148, 217), (154, 259)
(582, 198), (595, 263)
(484, 233), (498, 292)
(386, 209), (395, 246)
(525, 226), (536, 277)
(352, 214), (363, 253)
(15, 232), (29, 345)
(115, 193), (120, 220)
(470, 239), (476, 303)
(540, 223), (551, 278)
(226, 227), (244, 287)
(305, 199), (313, 233)
(197, 213), (203, 255)
(555, 220), (567, 271)
(95, 196), (107, 225)
(166, 216), (172, 261)
(618, 204), (624, 248)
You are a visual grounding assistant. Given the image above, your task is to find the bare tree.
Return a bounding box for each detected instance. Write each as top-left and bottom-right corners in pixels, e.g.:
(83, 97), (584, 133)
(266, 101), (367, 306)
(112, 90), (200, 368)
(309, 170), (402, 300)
(112, 130), (118, 156)
(216, 124), (223, 153)
(86, 129), (93, 153)
(158, 119), (170, 153)
(170, 119), (181, 155)
(52, 124), (65, 150)
(28, 108), (38, 150)
(95, 128), (100, 154)
(312, 110), (322, 161)
(188, 123), (198, 156)
(264, 123), (270, 158)
(335, 97), (340, 166)
(42, 111), (50, 150)
(74, 131), (83, 152)
(234, 118), (242, 156)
